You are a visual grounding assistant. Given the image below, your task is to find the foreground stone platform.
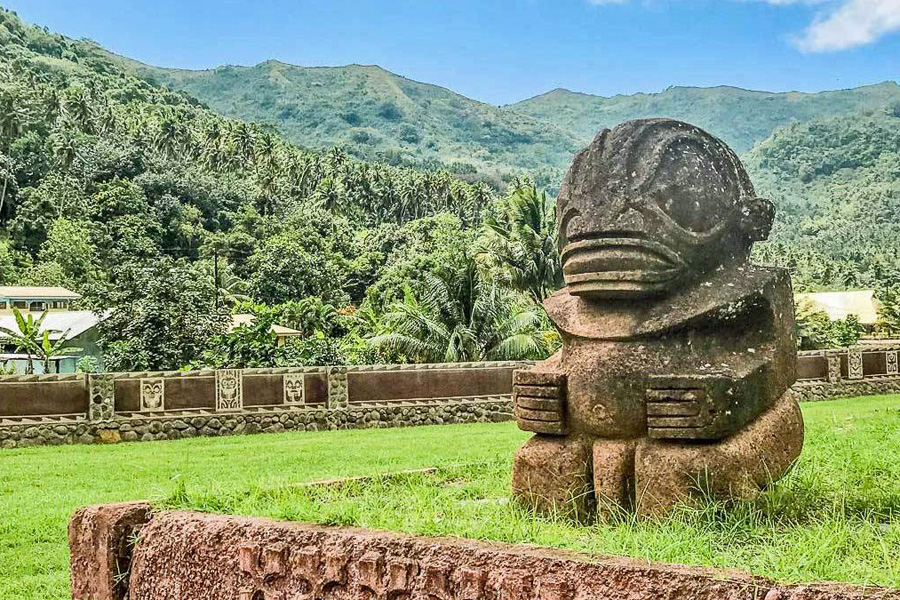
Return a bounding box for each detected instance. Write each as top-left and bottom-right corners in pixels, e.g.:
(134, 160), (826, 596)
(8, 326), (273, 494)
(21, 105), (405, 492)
(70, 503), (899, 600)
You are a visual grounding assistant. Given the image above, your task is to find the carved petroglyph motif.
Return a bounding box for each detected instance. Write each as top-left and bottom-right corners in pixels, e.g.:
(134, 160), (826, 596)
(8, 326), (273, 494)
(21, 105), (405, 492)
(216, 369), (243, 412)
(537, 577), (573, 600)
(230, 543), (550, 600)
(357, 551), (384, 594)
(888, 351), (899, 375)
(88, 374), (115, 421)
(237, 542), (289, 600)
(283, 374), (305, 405)
(140, 378), (164, 411)
(848, 350), (864, 380)
(455, 568), (485, 600)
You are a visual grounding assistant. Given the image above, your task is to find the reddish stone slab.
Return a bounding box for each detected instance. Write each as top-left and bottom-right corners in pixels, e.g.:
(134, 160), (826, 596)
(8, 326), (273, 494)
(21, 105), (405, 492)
(69, 501), (152, 600)
(66, 508), (899, 600)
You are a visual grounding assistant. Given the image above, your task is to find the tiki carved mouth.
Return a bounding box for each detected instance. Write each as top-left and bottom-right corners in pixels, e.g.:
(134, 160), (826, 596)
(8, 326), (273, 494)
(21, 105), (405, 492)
(560, 236), (685, 297)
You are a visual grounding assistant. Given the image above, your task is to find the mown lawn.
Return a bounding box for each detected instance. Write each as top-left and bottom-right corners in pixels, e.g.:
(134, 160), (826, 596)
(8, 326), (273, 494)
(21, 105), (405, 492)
(2, 395), (900, 599)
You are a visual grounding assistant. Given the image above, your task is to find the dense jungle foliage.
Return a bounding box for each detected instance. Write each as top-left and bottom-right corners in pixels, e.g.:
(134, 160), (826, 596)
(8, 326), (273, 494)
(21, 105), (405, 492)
(0, 8), (559, 371)
(748, 107), (900, 294)
(0, 7), (897, 370)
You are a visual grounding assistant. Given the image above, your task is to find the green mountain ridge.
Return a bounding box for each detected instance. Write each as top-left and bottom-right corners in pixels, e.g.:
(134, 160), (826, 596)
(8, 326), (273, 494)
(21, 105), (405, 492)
(116, 55), (581, 188)
(508, 81), (900, 153)
(107, 49), (900, 182)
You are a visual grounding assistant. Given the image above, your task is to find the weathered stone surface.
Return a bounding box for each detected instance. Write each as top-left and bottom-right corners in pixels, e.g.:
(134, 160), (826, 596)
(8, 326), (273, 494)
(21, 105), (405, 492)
(68, 507), (900, 600)
(514, 119), (803, 519)
(69, 501), (152, 600)
(635, 392), (804, 517)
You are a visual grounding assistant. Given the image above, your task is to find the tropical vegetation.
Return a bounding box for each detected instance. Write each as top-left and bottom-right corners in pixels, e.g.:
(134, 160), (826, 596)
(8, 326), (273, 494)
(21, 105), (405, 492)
(1, 6), (897, 373)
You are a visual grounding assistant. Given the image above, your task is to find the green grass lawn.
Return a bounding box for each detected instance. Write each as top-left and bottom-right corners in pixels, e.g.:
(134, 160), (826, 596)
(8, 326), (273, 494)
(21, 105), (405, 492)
(2, 396), (900, 599)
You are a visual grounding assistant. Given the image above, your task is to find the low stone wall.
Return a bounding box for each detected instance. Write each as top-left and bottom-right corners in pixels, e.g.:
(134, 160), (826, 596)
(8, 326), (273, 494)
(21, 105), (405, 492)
(792, 377), (900, 403)
(0, 398), (513, 449)
(0, 361), (523, 449)
(795, 345), (900, 402)
(70, 503), (900, 600)
(4, 349), (900, 449)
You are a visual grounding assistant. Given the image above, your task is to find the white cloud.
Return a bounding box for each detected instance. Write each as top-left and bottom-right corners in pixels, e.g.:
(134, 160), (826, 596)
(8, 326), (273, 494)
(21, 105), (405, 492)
(752, 0), (830, 5)
(586, 0), (900, 51)
(792, 0), (900, 51)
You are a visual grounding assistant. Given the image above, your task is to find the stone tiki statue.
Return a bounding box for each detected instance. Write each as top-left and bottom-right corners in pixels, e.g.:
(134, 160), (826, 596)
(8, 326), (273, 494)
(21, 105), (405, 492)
(512, 118), (804, 519)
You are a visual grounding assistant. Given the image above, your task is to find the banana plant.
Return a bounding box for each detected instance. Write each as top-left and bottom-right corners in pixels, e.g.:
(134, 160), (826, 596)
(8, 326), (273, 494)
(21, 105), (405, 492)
(0, 309), (49, 375)
(36, 329), (82, 374)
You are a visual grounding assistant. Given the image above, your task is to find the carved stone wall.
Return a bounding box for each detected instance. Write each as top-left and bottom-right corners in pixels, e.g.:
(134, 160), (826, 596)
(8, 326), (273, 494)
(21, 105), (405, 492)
(795, 345), (900, 401)
(2, 354), (898, 449)
(69, 505), (900, 600)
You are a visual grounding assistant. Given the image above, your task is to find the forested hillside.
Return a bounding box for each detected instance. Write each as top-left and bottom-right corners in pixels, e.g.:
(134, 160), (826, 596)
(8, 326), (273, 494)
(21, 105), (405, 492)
(0, 7), (557, 371)
(747, 107), (900, 292)
(510, 83), (900, 154)
(119, 57), (580, 189)
(1, 5), (898, 373)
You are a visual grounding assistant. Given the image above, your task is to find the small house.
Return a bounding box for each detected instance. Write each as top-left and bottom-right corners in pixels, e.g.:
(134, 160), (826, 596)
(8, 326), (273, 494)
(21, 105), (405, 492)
(230, 314), (304, 346)
(795, 290), (881, 333)
(0, 287), (108, 373)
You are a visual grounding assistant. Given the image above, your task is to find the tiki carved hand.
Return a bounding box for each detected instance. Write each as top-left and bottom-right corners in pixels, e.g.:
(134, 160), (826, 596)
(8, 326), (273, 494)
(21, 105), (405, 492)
(513, 369), (567, 435)
(645, 369), (774, 441)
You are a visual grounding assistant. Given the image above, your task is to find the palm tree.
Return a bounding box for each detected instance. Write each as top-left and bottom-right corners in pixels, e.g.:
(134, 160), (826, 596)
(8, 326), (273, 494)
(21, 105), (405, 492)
(50, 127), (79, 172)
(65, 86), (95, 133)
(201, 121), (226, 171)
(479, 181), (563, 304)
(0, 309), (49, 375)
(231, 122), (256, 169)
(154, 115), (185, 160)
(0, 82), (30, 148)
(368, 258), (551, 363)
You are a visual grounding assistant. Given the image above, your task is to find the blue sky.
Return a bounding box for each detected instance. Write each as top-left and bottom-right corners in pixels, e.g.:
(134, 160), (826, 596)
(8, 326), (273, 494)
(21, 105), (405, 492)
(5, 0), (899, 105)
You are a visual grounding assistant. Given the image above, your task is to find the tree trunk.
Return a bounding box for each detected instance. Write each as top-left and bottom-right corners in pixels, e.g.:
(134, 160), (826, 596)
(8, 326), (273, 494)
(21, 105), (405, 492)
(25, 352), (33, 375)
(0, 176), (7, 222)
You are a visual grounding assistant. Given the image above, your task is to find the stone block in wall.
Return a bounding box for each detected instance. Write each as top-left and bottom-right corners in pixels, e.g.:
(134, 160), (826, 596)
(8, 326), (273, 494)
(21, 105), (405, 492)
(848, 350), (864, 380)
(327, 366), (349, 409)
(826, 352), (842, 383)
(69, 502), (152, 600)
(88, 374), (115, 422)
(887, 351), (899, 376)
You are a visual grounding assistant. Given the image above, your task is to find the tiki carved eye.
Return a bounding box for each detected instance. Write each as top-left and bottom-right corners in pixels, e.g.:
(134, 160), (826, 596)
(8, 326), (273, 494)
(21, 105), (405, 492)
(650, 142), (735, 233)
